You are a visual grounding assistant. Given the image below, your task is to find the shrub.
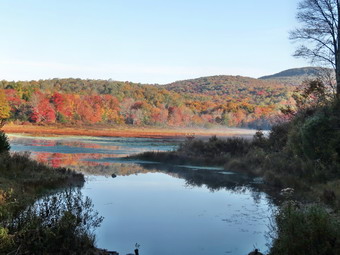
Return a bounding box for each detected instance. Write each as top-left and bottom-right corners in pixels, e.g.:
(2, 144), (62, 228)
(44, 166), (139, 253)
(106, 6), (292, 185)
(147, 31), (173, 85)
(269, 202), (340, 255)
(56, 112), (68, 124)
(252, 130), (267, 149)
(0, 131), (10, 153)
(179, 135), (251, 158)
(0, 227), (13, 251)
(267, 123), (290, 152)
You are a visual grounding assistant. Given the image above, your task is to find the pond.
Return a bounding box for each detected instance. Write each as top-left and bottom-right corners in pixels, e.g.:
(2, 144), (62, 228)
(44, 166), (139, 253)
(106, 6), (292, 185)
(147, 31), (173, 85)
(9, 134), (275, 255)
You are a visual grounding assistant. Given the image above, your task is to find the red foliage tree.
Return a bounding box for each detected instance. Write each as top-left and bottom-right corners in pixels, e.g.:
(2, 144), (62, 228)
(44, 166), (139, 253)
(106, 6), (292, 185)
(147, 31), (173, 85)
(30, 91), (56, 123)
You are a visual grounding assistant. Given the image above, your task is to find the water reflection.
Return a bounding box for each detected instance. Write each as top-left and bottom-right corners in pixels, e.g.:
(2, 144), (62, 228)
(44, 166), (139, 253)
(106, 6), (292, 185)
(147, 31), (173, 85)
(9, 188), (103, 254)
(85, 174), (273, 255)
(9, 134), (275, 255)
(9, 134), (179, 156)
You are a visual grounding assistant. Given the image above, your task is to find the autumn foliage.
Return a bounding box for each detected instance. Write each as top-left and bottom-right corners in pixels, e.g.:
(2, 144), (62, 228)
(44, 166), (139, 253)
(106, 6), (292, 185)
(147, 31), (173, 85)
(0, 77), (294, 128)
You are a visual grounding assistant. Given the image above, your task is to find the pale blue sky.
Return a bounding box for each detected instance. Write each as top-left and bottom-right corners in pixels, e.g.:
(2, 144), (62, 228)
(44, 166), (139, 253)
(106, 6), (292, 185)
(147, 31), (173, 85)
(0, 0), (309, 84)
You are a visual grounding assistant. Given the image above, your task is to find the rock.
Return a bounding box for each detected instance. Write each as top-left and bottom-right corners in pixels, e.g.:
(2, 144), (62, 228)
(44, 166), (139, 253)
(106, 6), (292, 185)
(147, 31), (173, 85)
(248, 249), (263, 255)
(111, 173), (117, 178)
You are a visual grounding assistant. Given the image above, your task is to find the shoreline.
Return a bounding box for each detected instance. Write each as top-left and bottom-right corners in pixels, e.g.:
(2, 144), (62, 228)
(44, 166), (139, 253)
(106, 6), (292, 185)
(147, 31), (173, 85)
(2, 124), (257, 139)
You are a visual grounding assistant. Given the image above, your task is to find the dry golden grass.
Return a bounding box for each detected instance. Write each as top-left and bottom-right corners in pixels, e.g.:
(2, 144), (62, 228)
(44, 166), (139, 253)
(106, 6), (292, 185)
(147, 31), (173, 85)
(3, 124), (256, 139)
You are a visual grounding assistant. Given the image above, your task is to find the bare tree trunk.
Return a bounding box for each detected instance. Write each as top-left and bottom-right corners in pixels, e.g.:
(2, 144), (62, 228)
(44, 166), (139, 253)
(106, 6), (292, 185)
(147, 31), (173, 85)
(0, 119), (5, 129)
(337, 1), (340, 97)
(336, 62), (340, 96)
(336, 73), (340, 96)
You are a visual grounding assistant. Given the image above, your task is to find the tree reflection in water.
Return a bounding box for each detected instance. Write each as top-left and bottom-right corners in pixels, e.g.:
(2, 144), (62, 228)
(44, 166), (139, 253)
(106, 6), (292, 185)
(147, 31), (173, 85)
(6, 188), (103, 254)
(30, 150), (278, 204)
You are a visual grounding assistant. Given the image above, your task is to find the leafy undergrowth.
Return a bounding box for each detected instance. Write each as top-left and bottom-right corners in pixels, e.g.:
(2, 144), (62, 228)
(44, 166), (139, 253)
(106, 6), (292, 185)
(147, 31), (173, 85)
(269, 200), (340, 255)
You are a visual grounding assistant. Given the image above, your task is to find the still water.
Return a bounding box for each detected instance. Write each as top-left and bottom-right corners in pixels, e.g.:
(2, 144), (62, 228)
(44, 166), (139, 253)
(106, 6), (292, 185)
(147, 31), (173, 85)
(9, 134), (275, 255)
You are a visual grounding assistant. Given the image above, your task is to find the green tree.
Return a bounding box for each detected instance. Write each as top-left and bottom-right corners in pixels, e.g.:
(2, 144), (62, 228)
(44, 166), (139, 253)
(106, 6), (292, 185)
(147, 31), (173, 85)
(0, 131), (10, 153)
(0, 89), (10, 127)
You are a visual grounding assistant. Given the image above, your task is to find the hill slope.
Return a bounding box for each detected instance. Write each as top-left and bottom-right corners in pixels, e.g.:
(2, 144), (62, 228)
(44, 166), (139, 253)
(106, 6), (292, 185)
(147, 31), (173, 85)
(165, 75), (285, 93)
(259, 67), (333, 85)
(164, 75), (292, 105)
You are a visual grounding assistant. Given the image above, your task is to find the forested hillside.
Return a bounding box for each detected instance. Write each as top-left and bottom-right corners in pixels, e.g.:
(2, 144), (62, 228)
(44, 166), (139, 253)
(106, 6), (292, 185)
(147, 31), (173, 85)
(165, 75), (292, 105)
(259, 67), (332, 85)
(0, 76), (294, 129)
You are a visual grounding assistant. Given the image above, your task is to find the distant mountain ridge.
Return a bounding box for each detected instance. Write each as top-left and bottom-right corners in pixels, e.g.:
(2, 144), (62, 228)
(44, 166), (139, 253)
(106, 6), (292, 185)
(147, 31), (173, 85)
(164, 75), (286, 95)
(163, 67), (333, 97)
(260, 67), (323, 78)
(259, 67), (334, 85)
(163, 74), (291, 108)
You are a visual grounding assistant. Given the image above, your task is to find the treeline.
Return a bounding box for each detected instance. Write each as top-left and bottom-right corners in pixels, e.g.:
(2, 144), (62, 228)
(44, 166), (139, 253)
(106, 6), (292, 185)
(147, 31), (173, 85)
(0, 78), (292, 128)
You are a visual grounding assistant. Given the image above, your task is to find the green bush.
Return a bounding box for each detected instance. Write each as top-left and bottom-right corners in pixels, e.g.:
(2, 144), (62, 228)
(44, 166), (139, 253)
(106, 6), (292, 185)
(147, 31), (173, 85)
(179, 135), (251, 158)
(0, 131), (10, 153)
(270, 203), (340, 255)
(0, 227), (13, 251)
(288, 101), (340, 162)
(267, 123), (290, 152)
(252, 130), (268, 149)
(300, 114), (333, 161)
(56, 112), (68, 124)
